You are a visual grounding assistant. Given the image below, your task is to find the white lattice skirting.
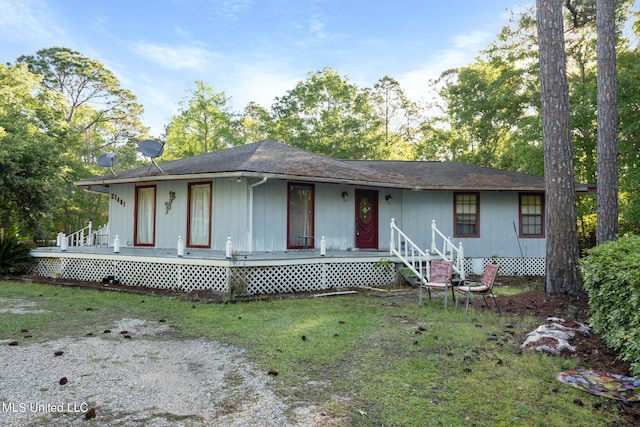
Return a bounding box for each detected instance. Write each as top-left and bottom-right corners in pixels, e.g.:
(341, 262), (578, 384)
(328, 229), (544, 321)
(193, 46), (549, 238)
(30, 254), (545, 295)
(465, 257), (546, 276)
(30, 254), (399, 294)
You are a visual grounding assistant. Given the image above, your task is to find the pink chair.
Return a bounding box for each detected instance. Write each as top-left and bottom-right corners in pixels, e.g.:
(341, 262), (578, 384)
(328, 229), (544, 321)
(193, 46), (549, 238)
(421, 260), (454, 308)
(455, 263), (501, 314)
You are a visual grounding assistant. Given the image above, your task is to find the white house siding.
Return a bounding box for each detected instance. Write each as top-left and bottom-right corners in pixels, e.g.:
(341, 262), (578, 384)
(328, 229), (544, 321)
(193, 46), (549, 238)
(252, 182), (400, 253)
(104, 180), (544, 260)
(108, 184), (134, 247)
(211, 178), (250, 251)
(155, 181), (188, 248)
(395, 191), (545, 259)
(378, 188), (402, 251)
(398, 191), (452, 249)
(454, 192), (545, 259)
(252, 180), (287, 252)
(314, 183), (356, 251)
(252, 181), (359, 252)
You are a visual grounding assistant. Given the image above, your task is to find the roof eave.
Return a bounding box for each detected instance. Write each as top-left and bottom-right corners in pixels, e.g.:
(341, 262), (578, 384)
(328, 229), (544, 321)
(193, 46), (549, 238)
(75, 172), (550, 192)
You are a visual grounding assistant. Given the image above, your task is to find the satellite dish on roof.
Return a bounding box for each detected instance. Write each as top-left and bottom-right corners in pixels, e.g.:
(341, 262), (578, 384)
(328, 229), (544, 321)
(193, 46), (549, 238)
(137, 139), (165, 173)
(138, 139), (165, 158)
(96, 152), (118, 176)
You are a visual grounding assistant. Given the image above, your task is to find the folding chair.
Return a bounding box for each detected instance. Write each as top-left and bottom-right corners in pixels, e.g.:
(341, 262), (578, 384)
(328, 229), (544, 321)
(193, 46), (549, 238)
(421, 260), (453, 308)
(455, 263), (501, 314)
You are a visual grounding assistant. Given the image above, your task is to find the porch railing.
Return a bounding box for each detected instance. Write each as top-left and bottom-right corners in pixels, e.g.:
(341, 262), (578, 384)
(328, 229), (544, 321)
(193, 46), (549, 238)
(430, 220), (465, 281)
(390, 219), (466, 303)
(390, 218), (429, 286)
(59, 221), (109, 247)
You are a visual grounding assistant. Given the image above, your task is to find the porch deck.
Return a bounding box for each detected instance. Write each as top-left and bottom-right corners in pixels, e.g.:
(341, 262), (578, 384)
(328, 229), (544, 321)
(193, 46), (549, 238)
(31, 245), (393, 262)
(30, 246), (400, 295)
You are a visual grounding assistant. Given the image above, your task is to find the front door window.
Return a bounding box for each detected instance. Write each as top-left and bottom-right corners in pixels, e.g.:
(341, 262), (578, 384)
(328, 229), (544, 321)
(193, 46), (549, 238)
(355, 189), (378, 249)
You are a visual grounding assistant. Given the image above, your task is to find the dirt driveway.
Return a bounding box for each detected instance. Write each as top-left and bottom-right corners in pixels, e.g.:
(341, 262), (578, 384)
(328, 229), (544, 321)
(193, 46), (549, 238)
(0, 315), (333, 426)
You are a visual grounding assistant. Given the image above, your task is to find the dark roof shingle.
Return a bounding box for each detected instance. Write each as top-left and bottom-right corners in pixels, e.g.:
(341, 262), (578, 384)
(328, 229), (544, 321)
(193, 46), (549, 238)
(76, 139), (548, 191)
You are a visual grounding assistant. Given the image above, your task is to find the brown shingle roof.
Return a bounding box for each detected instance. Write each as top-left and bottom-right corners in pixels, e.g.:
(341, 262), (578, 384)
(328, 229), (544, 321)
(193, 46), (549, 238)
(76, 139), (551, 191)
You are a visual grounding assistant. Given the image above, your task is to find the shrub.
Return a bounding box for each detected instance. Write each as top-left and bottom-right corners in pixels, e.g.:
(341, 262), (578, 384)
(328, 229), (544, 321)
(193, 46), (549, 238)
(580, 235), (640, 375)
(0, 234), (33, 274)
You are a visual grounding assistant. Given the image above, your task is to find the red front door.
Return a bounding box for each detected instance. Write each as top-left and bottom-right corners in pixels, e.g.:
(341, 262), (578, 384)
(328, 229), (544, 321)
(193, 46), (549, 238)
(355, 189), (378, 249)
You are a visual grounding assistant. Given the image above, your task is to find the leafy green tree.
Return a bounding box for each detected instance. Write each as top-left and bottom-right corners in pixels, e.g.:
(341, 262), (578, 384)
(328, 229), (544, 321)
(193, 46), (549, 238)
(0, 64), (68, 237)
(14, 47), (147, 236)
(369, 76), (421, 159)
(271, 68), (382, 159)
(434, 59), (542, 171)
(16, 47), (146, 162)
(426, 1), (635, 242)
(616, 43), (640, 234)
(234, 102), (274, 145)
(164, 81), (237, 159)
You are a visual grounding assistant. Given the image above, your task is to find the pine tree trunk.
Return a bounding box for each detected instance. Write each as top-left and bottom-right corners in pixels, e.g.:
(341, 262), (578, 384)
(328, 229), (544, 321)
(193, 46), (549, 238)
(536, 0), (581, 296)
(596, 0), (619, 244)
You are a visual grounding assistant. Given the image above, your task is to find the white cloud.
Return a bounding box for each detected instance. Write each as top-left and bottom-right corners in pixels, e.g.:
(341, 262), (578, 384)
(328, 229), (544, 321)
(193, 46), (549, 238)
(230, 66), (299, 109)
(214, 0), (253, 20)
(0, 0), (64, 44)
(132, 41), (217, 70)
(397, 29), (495, 105)
(453, 30), (493, 50)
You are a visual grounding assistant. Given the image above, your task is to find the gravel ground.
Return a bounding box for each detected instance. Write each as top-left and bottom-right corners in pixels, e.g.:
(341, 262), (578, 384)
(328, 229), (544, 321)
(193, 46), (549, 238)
(0, 318), (331, 426)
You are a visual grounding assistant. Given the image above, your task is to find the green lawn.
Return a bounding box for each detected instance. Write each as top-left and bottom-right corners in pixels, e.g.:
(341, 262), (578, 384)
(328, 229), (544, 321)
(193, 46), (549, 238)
(0, 280), (631, 426)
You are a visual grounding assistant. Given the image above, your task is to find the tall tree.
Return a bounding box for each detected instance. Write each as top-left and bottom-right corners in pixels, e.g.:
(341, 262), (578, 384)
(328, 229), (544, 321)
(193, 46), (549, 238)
(536, 0), (581, 296)
(0, 64), (67, 236)
(370, 76), (421, 159)
(16, 47), (146, 162)
(435, 59), (541, 171)
(164, 80), (237, 159)
(16, 47), (146, 235)
(596, 0), (619, 244)
(235, 102), (274, 144)
(271, 68), (382, 159)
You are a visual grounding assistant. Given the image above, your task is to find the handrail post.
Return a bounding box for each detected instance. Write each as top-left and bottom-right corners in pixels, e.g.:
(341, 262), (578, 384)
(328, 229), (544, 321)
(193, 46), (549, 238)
(458, 242), (465, 280)
(225, 237), (233, 260)
(390, 218), (396, 256)
(431, 220), (437, 253)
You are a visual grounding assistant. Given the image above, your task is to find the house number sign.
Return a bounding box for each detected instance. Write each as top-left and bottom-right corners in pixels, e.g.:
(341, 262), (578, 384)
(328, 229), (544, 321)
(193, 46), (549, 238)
(111, 193), (125, 207)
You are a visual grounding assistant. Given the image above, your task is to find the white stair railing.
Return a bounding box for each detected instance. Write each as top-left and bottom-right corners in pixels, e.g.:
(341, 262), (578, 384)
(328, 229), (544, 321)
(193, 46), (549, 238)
(390, 219), (430, 300)
(63, 221), (110, 247)
(430, 220), (465, 280)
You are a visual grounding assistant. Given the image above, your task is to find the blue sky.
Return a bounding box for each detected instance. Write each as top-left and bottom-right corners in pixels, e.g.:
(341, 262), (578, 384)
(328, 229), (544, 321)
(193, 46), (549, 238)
(0, 0), (529, 136)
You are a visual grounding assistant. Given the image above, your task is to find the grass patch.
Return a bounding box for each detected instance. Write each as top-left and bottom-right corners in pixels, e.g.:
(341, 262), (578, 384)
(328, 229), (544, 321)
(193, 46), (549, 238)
(0, 280), (631, 426)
